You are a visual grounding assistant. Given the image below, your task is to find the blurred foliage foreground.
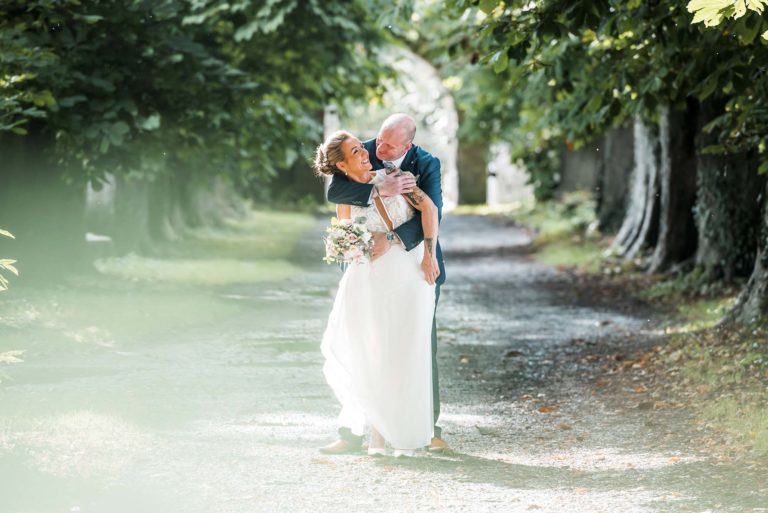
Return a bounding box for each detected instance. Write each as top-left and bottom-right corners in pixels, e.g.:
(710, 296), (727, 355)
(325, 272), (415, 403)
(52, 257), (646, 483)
(485, 195), (768, 459)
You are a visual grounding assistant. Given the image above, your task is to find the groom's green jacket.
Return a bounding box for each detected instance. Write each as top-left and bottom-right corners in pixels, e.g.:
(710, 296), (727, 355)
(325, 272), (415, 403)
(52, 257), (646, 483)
(327, 138), (446, 286)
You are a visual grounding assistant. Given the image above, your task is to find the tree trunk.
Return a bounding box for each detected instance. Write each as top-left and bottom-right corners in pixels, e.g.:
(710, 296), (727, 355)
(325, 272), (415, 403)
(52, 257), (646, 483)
(112, 174), (153, 254)
(456, 138), (488, 205)
(0, 127), (88, 284)
(648, 102), (699, 273)
(726, 180), (768, 324)
(597, 124), (634, 233)
(611, 117), (661, 258)
(275, 156), (327, 204)
(559, 139), (602, 194)
(147, 171), (189, 244)
(694, 101), (765, 282)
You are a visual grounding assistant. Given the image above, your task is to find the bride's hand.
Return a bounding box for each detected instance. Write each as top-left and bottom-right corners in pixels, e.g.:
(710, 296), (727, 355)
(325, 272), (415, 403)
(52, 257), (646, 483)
(370, 232), (391, 262)
(421, 255), (440, 285)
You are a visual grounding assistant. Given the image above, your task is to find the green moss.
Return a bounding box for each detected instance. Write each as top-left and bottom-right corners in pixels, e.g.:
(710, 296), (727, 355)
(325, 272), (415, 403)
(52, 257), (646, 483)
(642, 267), (738, 301)
(672, 297), (737, 332)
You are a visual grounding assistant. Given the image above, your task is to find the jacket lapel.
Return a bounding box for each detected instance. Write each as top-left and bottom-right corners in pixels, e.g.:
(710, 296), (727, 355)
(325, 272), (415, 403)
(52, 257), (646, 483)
(399, 146), (421, 184)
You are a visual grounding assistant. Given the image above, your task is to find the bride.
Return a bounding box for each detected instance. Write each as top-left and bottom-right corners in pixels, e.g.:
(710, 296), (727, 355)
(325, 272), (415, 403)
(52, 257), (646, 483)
(314, 130), (439, 456)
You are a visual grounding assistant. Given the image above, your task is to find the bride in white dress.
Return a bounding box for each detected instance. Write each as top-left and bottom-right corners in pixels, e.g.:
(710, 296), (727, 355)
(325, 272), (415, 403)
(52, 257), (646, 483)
(314, 130), (439, 456)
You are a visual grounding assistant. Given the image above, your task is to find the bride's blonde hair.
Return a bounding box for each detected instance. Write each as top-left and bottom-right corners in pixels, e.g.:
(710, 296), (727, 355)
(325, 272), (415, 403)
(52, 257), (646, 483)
(313, 130), (353, 177)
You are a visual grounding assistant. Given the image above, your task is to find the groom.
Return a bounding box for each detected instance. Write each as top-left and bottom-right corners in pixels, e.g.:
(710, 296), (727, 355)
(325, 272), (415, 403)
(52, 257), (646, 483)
(320, 113), (448, 454)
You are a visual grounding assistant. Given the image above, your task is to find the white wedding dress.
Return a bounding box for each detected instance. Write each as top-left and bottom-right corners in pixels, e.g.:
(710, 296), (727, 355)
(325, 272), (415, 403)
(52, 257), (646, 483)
(321, 170), (435, 450)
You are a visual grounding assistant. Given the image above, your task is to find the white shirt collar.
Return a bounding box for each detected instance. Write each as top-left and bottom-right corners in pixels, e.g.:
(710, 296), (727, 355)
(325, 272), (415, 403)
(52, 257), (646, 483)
(383, 152), (407, 170)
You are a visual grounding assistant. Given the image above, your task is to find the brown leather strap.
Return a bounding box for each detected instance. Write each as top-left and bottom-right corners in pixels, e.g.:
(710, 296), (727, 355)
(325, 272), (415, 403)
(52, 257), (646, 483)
(373, 196), (394, 232)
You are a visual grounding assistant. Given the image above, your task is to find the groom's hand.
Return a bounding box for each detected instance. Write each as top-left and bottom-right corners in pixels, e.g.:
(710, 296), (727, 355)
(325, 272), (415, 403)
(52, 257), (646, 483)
(370, 232), (392, 262)
(421, 255), (440, 285)
(376, 173), (415, 197)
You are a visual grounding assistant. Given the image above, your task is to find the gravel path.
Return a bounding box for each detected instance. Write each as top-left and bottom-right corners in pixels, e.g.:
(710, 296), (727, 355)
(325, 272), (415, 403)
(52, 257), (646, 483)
(1, 214), (765, 513)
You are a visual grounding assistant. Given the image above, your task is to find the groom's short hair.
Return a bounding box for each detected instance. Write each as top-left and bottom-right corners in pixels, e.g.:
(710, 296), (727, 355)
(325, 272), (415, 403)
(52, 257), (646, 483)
(381, 113), (416, 144)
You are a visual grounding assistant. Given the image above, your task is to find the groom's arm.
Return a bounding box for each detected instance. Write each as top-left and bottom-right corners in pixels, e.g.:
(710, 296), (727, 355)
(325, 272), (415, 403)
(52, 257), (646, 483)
(327, 173), (374, 207)
(394, 154), (442, 251)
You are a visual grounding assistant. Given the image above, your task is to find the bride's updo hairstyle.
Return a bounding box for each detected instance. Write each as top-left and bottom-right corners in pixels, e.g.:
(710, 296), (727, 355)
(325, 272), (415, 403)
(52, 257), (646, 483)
(313, 130), (353, 177)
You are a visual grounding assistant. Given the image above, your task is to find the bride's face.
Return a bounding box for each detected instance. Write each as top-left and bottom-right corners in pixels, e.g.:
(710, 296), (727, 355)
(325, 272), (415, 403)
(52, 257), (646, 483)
(336, 137), (372, 181)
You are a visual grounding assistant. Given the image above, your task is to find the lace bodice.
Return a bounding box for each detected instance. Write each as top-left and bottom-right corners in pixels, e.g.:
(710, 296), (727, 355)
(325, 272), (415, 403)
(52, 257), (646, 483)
(351, 170), (416, 232)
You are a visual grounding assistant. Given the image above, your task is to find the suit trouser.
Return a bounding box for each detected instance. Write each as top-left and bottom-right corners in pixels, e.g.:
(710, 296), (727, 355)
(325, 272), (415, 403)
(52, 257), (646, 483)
(339, 282), (442, 443)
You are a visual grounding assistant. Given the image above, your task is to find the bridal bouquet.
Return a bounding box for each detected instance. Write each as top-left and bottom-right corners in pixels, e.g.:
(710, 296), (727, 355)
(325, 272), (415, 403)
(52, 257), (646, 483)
(323, 217), (373, 265)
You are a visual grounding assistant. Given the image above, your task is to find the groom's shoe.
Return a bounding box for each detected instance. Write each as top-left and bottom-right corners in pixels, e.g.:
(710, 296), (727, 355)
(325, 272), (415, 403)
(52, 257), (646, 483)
(427, 436), (450, 453)
(319, 439), (362, 455)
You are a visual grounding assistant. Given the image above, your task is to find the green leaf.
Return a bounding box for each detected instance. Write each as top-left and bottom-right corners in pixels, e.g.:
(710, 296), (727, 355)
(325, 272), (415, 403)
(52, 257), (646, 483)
(113, 121), (130, 135)
(58, 95), (87, 107)
(746, 0), (768, 14)
(759, 160), (768, 174)
(90, 77), (116, 92)
(137, 114), (161, 131)
(584, 94), (603, 113)
(702, 143), (726, 154)
(31, 90), (56, 108)
(0, 229), (15, 239)
(75, 14), (104, 24)
(235, 21), (261, 42)
(688, 0), (732, 26)
(490, 50), (509, 73)
(478, 0), (499, 14)
(734, 14), (762, 43)
(698, 73), (720, 100)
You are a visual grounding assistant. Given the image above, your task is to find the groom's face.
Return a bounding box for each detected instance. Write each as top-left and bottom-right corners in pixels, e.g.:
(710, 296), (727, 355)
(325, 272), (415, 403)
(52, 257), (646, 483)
(375, 127), (412, 162)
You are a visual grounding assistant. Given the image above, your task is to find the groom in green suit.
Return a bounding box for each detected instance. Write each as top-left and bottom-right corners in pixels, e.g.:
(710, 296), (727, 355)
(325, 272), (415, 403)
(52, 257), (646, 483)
(319, 113), (449, 454)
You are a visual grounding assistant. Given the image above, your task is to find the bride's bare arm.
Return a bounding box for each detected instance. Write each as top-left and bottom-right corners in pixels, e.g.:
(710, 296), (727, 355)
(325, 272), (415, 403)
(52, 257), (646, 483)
(401, 186), (440, 285)
(336, 204), (351, 220)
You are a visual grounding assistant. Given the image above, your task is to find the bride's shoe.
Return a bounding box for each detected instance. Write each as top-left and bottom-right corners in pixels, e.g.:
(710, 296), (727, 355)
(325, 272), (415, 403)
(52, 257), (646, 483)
(393, 449), (415, 458)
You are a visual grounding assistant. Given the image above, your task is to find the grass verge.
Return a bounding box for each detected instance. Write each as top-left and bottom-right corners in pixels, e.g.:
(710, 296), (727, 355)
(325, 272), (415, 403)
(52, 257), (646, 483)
(0, 208), (317, 360)
(94, 209), (314, 285)
(458, 192), (604, 271)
